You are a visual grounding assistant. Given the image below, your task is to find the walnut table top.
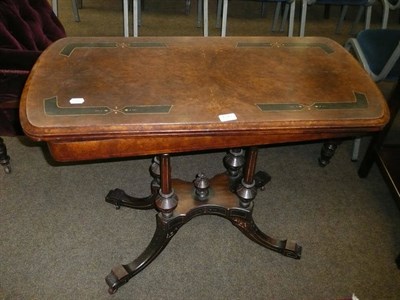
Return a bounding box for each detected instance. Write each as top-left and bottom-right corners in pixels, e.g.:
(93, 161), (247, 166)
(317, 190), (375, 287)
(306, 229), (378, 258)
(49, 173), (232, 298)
(20, 36), (389, 161)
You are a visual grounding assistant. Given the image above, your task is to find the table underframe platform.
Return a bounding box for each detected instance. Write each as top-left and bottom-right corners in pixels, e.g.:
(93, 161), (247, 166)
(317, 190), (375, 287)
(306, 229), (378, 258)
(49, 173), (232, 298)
(104, 147), (302, 294)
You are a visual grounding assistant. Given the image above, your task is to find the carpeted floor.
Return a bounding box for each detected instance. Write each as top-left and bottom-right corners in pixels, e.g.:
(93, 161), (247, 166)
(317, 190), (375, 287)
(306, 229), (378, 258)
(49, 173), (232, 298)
(1, 0), (400, 299)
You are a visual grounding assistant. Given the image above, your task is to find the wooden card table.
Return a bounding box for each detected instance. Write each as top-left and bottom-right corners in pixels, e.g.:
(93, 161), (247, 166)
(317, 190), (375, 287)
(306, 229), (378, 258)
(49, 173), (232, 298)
(20, 36), (389, 293)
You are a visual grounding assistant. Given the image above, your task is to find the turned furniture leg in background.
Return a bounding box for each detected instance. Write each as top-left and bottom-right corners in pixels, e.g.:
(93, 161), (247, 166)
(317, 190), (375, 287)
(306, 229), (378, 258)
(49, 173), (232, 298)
(319, 140), (341, 167)
(0, 137), (11, 174)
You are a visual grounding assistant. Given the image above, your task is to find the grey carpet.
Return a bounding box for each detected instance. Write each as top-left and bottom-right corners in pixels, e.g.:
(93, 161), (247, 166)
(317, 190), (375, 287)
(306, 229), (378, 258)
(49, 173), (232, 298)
(1, 0), (400, 299)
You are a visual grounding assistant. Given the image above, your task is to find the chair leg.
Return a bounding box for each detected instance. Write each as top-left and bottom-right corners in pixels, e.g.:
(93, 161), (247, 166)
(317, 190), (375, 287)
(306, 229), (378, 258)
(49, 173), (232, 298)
(279, 3), (289, 32)
(123, 0), (129, 36)
(221, 0), (228, 36)
(271, 2), (282, 32)
(203, 0), (208, 37)
(335, 5), (348, 34)
(197, 0), (203, 27)
(261, 2), (267, 17)
(133, 0), (139, 37)
(347, 5), (371, 35)
(52, 0), (58, 16)
(216, 0), (222, 28)
(185, 0), (191, 15)
(71, 0), (80, 22)
(351, 137), (362, 161)
(359, 81), (400, 177)
(382, 0), (390, 29)
(0, 138), (11, 174)
(287, 0), (295, 37)
(300, 0), (308, 37)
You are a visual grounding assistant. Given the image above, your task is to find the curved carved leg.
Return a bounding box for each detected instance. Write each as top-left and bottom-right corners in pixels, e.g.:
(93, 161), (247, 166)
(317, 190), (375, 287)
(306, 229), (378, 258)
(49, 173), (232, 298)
(396, 253), (400, 269)
(231, 148), (300, 258)
(105, 156), (160, 210)
(105, 188), (157, 210)
(0, 138), (11, 174)
(229, 211), (302, 259)
(105, 214), (183, 294)
(236, 147), (259, 208)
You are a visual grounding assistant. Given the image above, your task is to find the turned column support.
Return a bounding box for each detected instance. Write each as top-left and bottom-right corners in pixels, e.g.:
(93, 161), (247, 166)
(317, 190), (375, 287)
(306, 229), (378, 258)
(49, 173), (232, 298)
(155, 154), (178, 218)
(236, 147), (258, 208)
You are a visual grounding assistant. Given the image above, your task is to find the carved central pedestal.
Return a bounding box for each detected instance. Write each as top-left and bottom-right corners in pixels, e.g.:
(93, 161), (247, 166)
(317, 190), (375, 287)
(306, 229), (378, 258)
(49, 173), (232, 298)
(104, 148), (302, 294)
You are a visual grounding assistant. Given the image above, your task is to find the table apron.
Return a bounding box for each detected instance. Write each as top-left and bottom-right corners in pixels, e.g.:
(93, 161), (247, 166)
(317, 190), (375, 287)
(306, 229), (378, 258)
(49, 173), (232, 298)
(47, 129), (376, 162)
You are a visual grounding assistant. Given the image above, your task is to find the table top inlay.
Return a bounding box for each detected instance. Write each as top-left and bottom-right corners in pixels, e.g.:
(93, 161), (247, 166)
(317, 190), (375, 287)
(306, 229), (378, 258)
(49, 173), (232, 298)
(20, 36), (389, 161)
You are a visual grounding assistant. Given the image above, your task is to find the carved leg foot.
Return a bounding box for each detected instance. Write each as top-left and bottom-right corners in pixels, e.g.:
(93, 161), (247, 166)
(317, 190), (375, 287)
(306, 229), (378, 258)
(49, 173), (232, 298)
(396, 253), (400, 269)
(254, 171), (271, 190)
(229, 212), (302, 259)
(105, 156), (160, 209)
(105, 214), (183, 294)
(105, 188), (156, 210)
(0, 138), (11, 174)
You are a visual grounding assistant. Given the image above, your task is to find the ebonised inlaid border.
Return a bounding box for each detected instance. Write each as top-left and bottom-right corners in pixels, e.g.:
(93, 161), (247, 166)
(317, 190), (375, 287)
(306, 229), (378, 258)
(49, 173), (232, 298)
(44, 97), (172, 116)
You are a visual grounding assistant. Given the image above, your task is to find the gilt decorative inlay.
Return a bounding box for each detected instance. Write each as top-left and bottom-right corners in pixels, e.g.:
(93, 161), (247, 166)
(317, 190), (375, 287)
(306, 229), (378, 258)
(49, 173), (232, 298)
(237, 42), (334, 54)
(60, 42), (167, 56)
(44, 97), (172, 116)
(257, 92), (368, 112)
